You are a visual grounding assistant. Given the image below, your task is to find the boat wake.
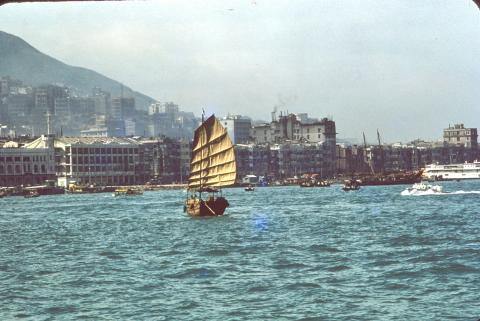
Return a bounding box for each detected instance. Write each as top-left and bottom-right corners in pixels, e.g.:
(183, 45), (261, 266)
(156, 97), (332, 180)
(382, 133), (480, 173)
(401, 190), (480, 196)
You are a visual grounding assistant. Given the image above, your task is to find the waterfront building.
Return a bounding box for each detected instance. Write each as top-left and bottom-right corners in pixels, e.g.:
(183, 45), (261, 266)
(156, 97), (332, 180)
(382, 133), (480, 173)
(251, 113), (336, 145)
(221, 115), (252, 144)
(443, 124), (478, 149)
(234, 144), (270, 180)
(300, 120), (336, 144)
(136, 137), (190, 184)
(53, 136), (142, 187)
(335, 140), (480, 176)
(234, 141), (336, 180)
(0, 135), (56, 186)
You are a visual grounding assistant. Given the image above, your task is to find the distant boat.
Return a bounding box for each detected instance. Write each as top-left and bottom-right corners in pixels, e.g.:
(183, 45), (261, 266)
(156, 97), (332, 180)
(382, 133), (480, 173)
(300, 180), (330, 187)
(343, 179), (360, 191)
(299, 173), (331, 188)
(23, 180), (65, 195)
(67, 182), (115, 194)
(113, 187), (143, 196)
(354, 170), (423, 186)
(184, 115), (236, 217)
(24, 190), (40, 198)
(245, 185), (255, 192)
(299, 181), (315, 187)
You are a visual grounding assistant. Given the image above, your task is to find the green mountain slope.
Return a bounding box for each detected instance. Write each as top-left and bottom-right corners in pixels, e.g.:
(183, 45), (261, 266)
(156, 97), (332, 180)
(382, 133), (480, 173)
(0, 30), (155, 109)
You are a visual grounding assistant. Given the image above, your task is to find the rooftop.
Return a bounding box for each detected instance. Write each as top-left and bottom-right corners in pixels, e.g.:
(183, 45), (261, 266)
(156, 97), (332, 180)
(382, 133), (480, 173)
(56, 136), (139, 145)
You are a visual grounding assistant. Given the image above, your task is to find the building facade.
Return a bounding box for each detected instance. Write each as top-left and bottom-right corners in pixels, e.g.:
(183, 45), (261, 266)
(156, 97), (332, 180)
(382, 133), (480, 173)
(221, 115), (252, 144)
(0, 135), (56, 186)
(53, 136), (142, 187)
(443, 124), (478, 149)
(251, 113), (336, 145)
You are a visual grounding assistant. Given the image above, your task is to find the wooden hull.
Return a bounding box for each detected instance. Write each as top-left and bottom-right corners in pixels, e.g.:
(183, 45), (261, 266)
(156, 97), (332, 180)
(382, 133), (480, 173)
(356, 171), (423, 186)
(185, 197), (229, 217)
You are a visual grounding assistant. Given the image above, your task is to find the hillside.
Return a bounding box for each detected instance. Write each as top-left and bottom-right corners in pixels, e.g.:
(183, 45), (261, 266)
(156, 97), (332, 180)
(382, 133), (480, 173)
(0, 30), (155, 109)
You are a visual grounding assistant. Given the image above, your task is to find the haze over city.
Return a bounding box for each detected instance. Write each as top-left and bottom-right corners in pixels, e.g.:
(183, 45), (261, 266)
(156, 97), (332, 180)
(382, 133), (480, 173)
(0, 0), (479, 142)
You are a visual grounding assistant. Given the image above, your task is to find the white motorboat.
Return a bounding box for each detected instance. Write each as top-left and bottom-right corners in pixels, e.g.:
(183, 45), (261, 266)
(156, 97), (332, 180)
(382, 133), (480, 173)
(401, 183), (445, 195)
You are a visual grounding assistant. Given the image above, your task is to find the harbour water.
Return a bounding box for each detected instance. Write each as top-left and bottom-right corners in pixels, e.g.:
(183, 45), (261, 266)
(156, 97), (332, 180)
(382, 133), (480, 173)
(1, 181), (479, 320)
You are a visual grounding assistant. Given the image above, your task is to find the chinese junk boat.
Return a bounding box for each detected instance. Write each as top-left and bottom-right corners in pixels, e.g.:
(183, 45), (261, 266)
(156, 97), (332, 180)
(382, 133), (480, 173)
(184, 115), (236, 217)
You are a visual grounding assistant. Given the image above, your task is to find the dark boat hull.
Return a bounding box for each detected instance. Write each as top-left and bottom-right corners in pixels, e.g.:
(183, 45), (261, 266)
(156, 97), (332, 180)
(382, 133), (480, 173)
(185, 197), (229, 217)
(355, 171), (423, 186)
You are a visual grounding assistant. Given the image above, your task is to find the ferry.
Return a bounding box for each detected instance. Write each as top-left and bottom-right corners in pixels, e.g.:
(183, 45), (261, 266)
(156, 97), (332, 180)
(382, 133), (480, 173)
(423, 161), (480, 181)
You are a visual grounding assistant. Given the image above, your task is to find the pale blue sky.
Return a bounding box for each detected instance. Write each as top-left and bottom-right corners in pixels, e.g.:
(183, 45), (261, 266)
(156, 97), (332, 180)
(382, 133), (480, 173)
(0, 0), (479, 142)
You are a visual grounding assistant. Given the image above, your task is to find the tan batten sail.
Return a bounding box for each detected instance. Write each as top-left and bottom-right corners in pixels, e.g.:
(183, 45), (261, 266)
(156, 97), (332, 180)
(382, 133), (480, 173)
(188, 115), (236, 190)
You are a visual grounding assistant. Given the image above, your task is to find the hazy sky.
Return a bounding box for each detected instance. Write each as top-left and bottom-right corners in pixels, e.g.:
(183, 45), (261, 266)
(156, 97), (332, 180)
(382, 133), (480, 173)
(0, 0), (479, 142)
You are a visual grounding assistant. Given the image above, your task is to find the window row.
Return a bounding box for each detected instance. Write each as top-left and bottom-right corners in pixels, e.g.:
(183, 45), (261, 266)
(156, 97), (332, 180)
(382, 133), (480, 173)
(0, 164), (47, 174)
(68, 147), (138, 155)
(71, 156), (135, 165)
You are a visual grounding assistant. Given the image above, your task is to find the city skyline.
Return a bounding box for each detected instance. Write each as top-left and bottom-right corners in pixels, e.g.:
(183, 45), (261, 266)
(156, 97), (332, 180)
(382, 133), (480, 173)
(0, 0), (479, 142)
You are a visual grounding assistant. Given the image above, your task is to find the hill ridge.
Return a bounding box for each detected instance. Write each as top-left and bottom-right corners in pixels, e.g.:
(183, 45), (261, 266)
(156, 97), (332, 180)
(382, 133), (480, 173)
(0, 30), (155, 109)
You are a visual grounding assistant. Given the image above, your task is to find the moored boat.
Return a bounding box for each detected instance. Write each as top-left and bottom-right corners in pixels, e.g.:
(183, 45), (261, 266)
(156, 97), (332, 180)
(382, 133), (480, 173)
(299, 181), (315, 187)
(343, 179), (360, 191)
(114, 187), (143, 196)
(67, 182), (114, 194)
(24, 190), (40, 198)
(354, 170), (423, 186)
(184, 114), (236, 217)
(316, 180), (331, 187)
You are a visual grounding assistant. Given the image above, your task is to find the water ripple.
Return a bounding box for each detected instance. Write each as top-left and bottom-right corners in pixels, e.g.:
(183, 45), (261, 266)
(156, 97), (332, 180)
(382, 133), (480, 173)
(1, 181), (480, 320)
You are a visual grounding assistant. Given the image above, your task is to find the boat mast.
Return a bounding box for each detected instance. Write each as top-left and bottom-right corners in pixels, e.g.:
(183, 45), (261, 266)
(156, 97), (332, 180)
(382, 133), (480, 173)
(363, 132), (375, 175)
(199, 109), (205, 197)
(377, 129), (384, 173)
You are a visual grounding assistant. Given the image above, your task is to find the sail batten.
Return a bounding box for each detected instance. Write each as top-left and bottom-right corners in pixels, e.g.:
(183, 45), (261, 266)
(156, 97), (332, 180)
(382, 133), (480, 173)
(188, 115), (236, 189)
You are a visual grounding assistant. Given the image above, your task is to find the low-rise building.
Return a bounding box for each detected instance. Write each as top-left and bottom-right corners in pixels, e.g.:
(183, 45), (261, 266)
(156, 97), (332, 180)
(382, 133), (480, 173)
(443, 124), (478, 149)
(0, 135), (56, 186)
(53, 136), (142, 187)
(251, 113), (336, 145)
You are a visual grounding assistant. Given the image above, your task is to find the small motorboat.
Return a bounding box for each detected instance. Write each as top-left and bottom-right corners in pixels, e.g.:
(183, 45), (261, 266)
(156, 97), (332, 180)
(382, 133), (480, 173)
(401, 183), (444, 195)
(24, 190), (40, 198)
(245, 185), (255, 192)
(343, 179), (360, 192)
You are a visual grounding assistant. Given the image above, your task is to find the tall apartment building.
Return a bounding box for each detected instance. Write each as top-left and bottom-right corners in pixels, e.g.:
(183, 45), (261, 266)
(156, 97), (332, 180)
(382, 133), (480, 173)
(111, 97), (135, 120)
